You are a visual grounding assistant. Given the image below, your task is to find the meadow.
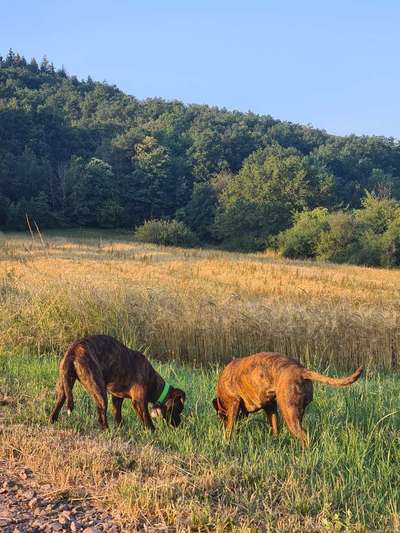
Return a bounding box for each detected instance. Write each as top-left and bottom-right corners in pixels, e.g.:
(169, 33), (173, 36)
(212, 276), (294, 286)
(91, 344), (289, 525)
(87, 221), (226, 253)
(1, 229), (400, 369)
(0, 229), (400, 531)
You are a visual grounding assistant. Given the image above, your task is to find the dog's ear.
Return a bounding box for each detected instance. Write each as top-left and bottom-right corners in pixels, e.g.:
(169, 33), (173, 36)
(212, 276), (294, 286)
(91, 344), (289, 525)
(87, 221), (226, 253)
(212, 398), (219, 412)
(172, 388), (186, 404)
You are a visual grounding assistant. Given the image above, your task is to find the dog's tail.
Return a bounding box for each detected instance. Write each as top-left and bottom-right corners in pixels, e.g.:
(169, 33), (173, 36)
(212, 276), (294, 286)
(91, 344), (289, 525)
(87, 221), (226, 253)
(61, 345), (77, 414)
(302, 366), (363, 387)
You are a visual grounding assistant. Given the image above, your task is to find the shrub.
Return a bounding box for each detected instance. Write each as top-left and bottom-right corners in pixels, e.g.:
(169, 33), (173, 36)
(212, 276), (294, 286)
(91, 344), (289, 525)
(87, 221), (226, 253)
(382, 215), (400, 266)
(350, 230), (385, 266)
(278, 208), (329, 259)
(134, 219), (198, 247)
(355, 192), (399, 234)
(316, 211), (361, 263)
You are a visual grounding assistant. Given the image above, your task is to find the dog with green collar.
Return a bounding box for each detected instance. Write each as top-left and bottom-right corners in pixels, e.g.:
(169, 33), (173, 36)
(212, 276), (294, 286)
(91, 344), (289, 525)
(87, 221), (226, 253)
(50, 335), (186, 431)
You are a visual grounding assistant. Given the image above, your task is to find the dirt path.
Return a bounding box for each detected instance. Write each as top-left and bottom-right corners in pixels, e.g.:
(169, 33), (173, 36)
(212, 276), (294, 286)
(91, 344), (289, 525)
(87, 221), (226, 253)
(0, 458), (122, 532)
(1, 393), (123, 532)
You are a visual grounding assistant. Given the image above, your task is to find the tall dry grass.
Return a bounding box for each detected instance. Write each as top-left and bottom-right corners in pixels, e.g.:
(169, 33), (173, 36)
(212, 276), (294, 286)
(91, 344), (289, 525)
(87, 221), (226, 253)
(0, 229), (399, 369)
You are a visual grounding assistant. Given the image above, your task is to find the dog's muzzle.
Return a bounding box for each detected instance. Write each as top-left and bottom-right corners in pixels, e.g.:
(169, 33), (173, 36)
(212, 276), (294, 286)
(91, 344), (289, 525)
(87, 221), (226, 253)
(149, 406), (162, 419)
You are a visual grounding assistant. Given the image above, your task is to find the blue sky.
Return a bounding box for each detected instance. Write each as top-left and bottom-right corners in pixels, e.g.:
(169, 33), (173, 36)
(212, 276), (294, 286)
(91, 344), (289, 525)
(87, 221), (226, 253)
(1, 1), (399, 137)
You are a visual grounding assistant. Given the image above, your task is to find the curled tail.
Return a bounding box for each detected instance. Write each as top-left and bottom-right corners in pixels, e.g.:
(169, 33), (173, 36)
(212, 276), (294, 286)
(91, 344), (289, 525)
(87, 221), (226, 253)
(302, 366), (363, 387)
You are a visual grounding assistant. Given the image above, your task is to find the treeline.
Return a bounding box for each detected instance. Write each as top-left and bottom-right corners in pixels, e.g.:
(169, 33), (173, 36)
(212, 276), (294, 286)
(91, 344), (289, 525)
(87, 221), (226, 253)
(1, 49), (400, 261)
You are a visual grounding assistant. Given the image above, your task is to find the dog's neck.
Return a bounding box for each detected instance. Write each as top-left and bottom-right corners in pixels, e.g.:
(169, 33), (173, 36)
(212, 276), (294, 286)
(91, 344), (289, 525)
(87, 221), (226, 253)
(150, 371), (169, 404)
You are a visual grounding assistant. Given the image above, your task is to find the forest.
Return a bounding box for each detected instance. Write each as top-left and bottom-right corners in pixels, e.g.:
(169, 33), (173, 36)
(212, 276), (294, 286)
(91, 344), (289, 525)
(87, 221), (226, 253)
(2, 49), (400, 264)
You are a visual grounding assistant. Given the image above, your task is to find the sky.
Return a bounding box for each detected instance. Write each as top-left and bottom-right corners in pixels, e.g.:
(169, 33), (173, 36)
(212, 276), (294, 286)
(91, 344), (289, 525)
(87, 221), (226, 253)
(1, 0), (399, 138)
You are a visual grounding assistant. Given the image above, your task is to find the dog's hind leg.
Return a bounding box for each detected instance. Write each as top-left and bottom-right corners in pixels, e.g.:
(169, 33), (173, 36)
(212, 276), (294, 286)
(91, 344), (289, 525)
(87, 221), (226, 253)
(111, 396), (123, 426)
(90, 383), (108, 430)
(50, 357), (76, 422)
(92, 386), (108, 430)
(74, 359), (109, 430)
(264, 402), (279, 436)
(50, 377), (66, 423)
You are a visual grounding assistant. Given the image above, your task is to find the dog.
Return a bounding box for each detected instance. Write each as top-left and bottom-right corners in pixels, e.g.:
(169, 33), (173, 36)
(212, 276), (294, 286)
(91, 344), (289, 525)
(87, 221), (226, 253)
(212, 352), (363, 446)
(50, 335), (186, 431)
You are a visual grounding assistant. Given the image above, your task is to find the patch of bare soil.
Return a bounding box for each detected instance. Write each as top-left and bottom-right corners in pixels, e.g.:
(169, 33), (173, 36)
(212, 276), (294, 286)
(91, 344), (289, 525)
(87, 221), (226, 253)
(0, 393), (124, 532)
(0, 458), (122, 533)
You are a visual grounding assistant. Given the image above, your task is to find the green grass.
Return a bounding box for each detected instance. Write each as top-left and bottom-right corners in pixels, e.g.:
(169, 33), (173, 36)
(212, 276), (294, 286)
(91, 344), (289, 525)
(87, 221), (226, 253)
(1, 352), (399, 531)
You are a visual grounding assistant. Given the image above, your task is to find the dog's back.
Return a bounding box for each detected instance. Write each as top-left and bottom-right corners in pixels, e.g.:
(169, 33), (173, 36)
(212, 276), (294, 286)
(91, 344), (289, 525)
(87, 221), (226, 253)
(217, 352), (305, 412)
(67, 334), (154, 386)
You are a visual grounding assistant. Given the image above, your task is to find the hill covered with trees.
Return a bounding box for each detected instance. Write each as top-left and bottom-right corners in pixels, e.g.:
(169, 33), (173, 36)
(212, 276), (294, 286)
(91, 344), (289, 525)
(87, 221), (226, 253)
(1, 49), (400, 262)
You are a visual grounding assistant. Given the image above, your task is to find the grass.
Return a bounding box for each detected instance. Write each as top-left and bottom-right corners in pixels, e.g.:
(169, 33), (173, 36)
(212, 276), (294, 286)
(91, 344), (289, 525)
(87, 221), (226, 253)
(0, 352), (399, 531)
(0, 229), (399, 531)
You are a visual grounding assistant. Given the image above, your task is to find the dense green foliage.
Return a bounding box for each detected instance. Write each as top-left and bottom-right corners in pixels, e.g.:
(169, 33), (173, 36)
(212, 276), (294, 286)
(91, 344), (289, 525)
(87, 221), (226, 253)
(2, 49), (400, 261)
(134, 219), (198, 247)
(278, 207), (330, 259)
(278, 194), (400, 266)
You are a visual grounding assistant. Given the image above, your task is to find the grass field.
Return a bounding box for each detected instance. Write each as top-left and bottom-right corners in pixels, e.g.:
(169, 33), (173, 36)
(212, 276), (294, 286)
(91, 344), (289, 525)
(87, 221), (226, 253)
(1, 229), (400, 369)
(0, 229), (400, 531)
(1, 353), (399, 531)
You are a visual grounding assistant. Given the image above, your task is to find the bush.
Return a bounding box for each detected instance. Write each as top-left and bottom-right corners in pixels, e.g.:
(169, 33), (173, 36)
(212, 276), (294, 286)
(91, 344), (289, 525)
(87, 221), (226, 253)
(278, 208), (329, 259)
(382, 216), (400, 266)
(355, 193), (399, 234)
(350, 230), (385, 266)
(316, 211), (361, 263)
(134, 219), (198, 247)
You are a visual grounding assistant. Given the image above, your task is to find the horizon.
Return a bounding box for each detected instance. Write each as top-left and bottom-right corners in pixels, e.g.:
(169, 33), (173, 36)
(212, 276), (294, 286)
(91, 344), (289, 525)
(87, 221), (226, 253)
(1, 1), (400, 138)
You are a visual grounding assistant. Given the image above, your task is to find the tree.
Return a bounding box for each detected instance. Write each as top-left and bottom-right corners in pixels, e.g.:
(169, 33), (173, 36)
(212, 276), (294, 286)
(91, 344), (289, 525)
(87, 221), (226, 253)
(355, 192), (399, 234)
(97, 198), (123, 228)
(0, 195), (9, 226)
(2, 51), (400, 248)
(130, 136), (175, 219)
(178, 181), (218, 241)
(68, 158), (116, 226)
(213, 146), (313, 250)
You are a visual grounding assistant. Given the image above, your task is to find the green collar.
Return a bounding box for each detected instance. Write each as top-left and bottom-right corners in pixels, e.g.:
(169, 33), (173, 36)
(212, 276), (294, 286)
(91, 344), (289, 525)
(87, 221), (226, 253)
(155, 382), (170, 406)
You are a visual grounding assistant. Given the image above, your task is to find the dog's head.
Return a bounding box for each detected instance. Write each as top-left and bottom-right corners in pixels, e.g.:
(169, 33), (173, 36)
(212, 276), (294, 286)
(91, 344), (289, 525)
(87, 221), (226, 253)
(160, 387), (186, 427)
(212, 397), (227, 420)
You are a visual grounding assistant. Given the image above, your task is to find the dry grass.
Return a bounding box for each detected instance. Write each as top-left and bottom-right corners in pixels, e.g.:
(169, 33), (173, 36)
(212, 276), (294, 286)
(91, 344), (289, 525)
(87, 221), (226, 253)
(1, 229), (400, 369)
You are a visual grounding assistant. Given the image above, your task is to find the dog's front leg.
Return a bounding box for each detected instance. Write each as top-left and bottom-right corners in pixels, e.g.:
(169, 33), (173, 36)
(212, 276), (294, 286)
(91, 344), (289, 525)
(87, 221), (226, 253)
(131, 386), (155, 431)
(132, 399), (155, 431)
(224, 400), (240, 440)
(278, 401), (309, 448)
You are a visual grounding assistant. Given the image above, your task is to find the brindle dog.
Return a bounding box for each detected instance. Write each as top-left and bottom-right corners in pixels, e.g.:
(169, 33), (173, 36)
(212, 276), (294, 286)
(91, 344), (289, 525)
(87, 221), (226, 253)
(50, 335), (185, 431)
(213, 352), (362, 446)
